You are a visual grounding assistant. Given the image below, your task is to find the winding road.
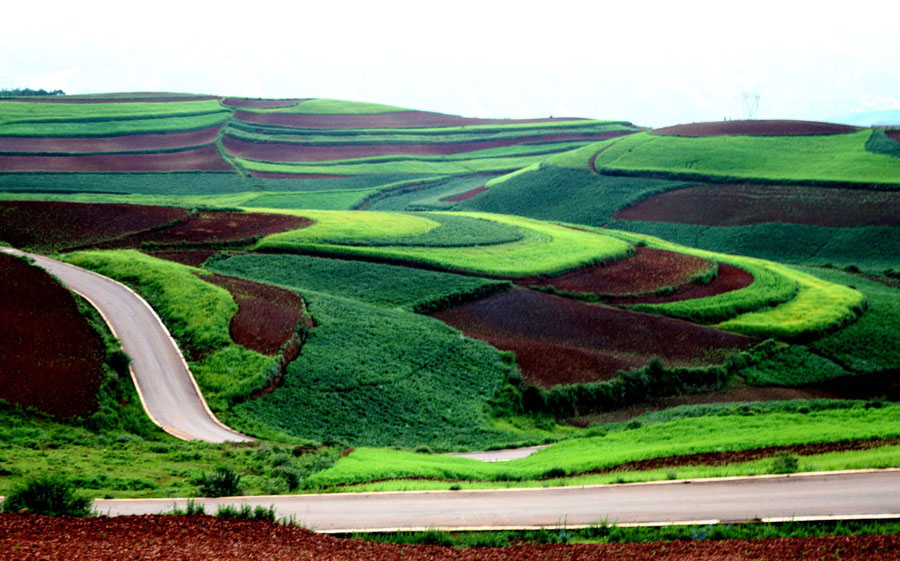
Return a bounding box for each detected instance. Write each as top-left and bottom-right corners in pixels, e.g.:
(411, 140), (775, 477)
(1, 247), (252, 443)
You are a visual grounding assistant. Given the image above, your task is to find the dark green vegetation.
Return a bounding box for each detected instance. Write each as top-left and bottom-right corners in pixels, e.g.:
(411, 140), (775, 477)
(0, 474), (92, 516)
(0, 88), (65, 97)
(347, 519), (900, 547)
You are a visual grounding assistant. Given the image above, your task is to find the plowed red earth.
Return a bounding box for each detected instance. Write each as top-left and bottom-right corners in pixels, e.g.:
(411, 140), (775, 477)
(0, 145), (233, 171)
(0, 95), (219, 103)
(887, 130), (900, 142)
(615, 184), (900, 227)
(0, 253), (106, 418)
(99, 211), (313, 248)
(519, 247), (714, 296)
(149, 250), (218, 267)
(610, 264), (754, 305)
(652, 120), (858, 136)
(222, 98), (307, 108)
(0, 201), (188, 251)
(204, 273), (310, 356)
(430, 288), (755, 387)
(234, 110), (585, 129)
(2, 515), (896, 561)
(0, 126), (221, 153)
(222, 133), (623, 162)
(444, 186), (487, 202)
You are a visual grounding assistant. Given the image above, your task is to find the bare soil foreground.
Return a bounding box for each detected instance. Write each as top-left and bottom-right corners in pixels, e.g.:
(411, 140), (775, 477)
(431, 287), (754, 386)
(0, 126), (222, 153)
(0, 253), (106, 418)
(234, 110), (584, 129)
(2, 515), (896, 561)
(651, 120), (858, 136)
(222, 133), (621, 162)
(0, 145), (232, 172)
(615, 184), (900, 227)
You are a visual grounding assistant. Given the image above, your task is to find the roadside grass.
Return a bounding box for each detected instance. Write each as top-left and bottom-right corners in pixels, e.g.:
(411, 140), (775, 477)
(205, 253), (510, 313)
(593, 130), (900, 186)
(304, 402), (900, 488)
(254, 211), (634, 277)
(60, 250), (276, 411)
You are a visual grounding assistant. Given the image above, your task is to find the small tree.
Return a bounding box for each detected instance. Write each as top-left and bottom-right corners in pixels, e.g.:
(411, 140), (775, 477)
(197, 467), (243, 497)
(1, 474), (92, 516)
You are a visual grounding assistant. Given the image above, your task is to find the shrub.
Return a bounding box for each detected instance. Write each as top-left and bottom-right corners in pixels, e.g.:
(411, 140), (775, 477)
(770, 452), (800, 474)
(215, 503), (276, 522)
(196, 467), (243, 497)
(0, 474), (92, 516)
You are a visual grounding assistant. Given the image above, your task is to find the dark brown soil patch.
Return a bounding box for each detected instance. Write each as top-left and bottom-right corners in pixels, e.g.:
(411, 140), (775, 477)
(149, 250), (219, 268)
(885, 130), (900, 142)
(652, 120), (859, 136)
(431, 288), (755, 387)
(0, 201), (189, 252)
(610, 263), (755, 305)
(520, 247), (714, 296)
(2, 514), (897, 561)
(222, 98), (307, 108)
(0, 126), (221, 153)
(98, 210), (313, 248)
(0, 253), (106, 418)
(615, 184), (900, 227)
(0, 145), (233, 172)
(444, 186), (487, 202)
(234, 110), (586, 129)
(222, 133), (622, 162)
(203, 273), (310, 356)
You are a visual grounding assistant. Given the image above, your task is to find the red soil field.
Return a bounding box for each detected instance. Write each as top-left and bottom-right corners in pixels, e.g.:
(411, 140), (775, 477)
(520, 247), (714, 296)
(0, 253), (106, 418)
(149, 250), (218, 268)
(222, 133), (623, 162)
(234, 110), (586, 129)
(431, 288), (755, 387)
(101, 210), (313, 248)
(652, 120), (858, 136)
(614, 184), (900, 227)
(222, 98), (307, 108)
(887, 130), (900, 142)
(610, 263), (754, 305)
(444, 185), (487, 202)
(0, 126), (222, 153)
(0, 145), (234, 172)
(3, 514), (896, 561)
(204, 273), (310, 356)
(0, 201), (189, 251)
(0, 95), (220, 103)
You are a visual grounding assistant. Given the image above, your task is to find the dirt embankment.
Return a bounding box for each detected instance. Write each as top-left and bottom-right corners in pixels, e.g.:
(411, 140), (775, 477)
(2, 514), (897, 561)
(652, 120), (859, 136)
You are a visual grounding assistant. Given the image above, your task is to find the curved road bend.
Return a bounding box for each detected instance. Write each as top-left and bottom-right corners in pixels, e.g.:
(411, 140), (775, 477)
(96, 470), (900, 532)
(1, 248), (253, 443)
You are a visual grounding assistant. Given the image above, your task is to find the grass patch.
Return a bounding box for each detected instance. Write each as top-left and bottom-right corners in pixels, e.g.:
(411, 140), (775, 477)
(0, 99), (228, 125)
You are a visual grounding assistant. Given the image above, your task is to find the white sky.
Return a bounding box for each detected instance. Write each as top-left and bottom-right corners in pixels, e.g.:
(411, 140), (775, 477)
(2, 0), (899, 127)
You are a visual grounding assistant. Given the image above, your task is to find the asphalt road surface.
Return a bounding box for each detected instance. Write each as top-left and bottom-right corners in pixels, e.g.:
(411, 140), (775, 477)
(96, 470), (900, 532)
(2, 248), (253, 443)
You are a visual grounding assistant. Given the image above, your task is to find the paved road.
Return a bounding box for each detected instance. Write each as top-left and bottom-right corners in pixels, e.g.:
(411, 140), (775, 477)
(448, 445), (548, 462)
(96, 470), (900, 532)
(1, 248), (253, 443)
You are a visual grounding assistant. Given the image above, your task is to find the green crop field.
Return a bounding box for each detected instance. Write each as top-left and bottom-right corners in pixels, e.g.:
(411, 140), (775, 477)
(0, 99), (228, 125)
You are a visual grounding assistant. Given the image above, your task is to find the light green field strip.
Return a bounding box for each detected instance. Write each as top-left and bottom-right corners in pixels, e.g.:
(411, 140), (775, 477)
(237, 154), (552, 176)
(306, 404), (900, 488)
(0, 112), (230, 137)
(601, 229), (866, 339)
(593, 130), (900, 185)
(241, 98), (413, 114)
(253, 211), (633, 277)
(0, 99), (229, 125)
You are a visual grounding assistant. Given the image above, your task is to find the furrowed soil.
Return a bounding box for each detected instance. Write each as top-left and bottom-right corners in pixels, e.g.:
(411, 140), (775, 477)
(0, 201), (189, 251)
(615, 184), (900, 227)
(652, 120), (859, 136)
(430, 287), (755, 386)
(222, 133), (622, 162)
(0, 253), (106, 418)
(444, 186), (487, 202)
(234, 110), (585, 129)
(99, 210), (313, 248)
(2, 515), (896, 561)
(0, 126), (222, 153)
(203, 273), (311, 356)
(519, 247), (714, 296)
(609, 264), (754, 305)
(0, 145), (233, 171)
